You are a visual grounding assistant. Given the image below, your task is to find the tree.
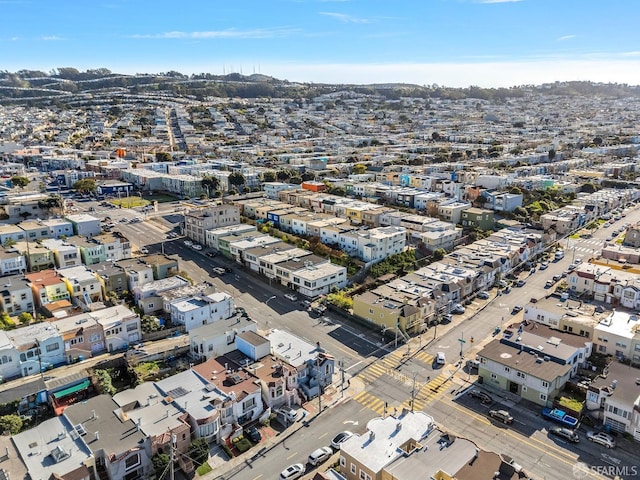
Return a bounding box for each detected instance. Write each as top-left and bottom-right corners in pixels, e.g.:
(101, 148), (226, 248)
(73, 178), (97, 194)
(152, 453), (170, 477)
(592, 137), (603, 146)
(93, 369), (116, 396)
(201, 175), (219, 197)
(581, 183), (599, 194)
(228, 172), (246, 188)
(0, 311), (15, 330)
(155, 152), (172, 162)
(548, 149), (556, 161)
(10, 176), (29, 189)
(352, 163), (367, 175)
(141, 315), (161, 334)
(0, 414), (23, 434)
(189, 438), (210, 466)
(17, 312), (33, 324)
(276, 170), (290, 182)
(261, 171), (276, 182)
(432, 248), (446, 261)
(19, 211), (31, 220)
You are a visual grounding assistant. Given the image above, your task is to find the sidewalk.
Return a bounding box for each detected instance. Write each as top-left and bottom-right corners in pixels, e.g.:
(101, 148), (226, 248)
(207, 380), (365, 480)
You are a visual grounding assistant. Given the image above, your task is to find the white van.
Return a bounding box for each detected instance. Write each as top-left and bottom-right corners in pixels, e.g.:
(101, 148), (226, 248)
(436, 352), (446, 365)
(554, 250), (565, 260)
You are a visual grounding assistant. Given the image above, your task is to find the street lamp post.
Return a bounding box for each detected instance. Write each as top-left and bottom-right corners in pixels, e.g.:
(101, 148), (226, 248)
(266, 295), (276, 306)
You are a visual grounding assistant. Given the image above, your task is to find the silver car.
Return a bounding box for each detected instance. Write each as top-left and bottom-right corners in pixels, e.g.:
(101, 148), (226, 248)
(586, 431), (616, 448)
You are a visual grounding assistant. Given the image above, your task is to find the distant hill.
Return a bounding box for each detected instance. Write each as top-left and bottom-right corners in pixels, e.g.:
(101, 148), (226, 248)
(1, 68), (639, 105)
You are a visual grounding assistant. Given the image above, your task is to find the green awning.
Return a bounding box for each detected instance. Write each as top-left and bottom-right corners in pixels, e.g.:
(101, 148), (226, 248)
(52, 380), (91, 399)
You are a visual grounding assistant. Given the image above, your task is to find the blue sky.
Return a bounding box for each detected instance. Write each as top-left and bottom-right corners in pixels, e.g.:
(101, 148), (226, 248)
(2, 0), (639, 87)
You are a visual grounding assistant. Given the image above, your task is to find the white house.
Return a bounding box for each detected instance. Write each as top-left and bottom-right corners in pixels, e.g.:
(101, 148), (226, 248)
(92, 305), (142, 352)
(169, 292), (234, 332)
(0, 249), (26, 276)
(0, 330), (20, 380)
(64, 213), (101, 238)
(41, 238), (82, 268)
(189, 314), (258, 361)
(40, 218), (74, 239)
(7, 322), (65, 377)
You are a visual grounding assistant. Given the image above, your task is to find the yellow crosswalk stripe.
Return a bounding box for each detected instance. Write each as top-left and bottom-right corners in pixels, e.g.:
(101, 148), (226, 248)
(413, 351), (434, 364)
(353, 392), (387, 415)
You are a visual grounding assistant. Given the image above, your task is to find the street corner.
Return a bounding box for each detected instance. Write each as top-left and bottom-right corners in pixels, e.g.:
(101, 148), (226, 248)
(344, 376), (366, 399)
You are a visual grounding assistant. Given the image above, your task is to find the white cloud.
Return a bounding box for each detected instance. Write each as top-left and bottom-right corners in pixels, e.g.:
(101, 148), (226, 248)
(557, 35), (576, 41)
(319, 12), (371, 23)
(131, 28), (298, 40)
(40, 35), (63, 41)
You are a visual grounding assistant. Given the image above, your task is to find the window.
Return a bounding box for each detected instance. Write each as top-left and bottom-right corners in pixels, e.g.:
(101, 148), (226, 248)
(490, 373), (497, 379)
(504, 367), (511, 373)
(46, 343), (60, 352)
(516, 372), (526, 380)
(350, 464), (356, 474)
(340, 456), (346, 467)
(542, 381), (549, 388)
(124, 453), (141, 471)
(540, 394), (547, 401)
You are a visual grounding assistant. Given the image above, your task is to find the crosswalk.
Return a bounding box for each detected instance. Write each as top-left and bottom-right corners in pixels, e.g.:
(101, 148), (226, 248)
(357, 350), (406, 384)
(353, 348), (444, 414)
(352, 373), (448, 414)
(398, 374), (448, 412)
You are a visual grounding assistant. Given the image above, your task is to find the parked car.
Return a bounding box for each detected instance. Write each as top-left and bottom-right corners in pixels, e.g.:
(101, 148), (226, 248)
(489, 409), (513, 424)
(308, 446), (333, 466)
(284, 293), (298, 302)
(545, 280), (554, 289)
(279, 463), (305, 480)
(452, 303), (465, 314)
(206, 251), (217, 257)
(192, 244), (203, 251)
(245, 426), (261, 443)
(468, 389), (492, 404)
(331, 431), (354, 450)
(540, 262), (549, 270)
(212, 267), (226, 275)
(477, 291), (490, 300)
(183, 240), (193, 247)
(436, 351), (446, 365)
(552, 274), (561, 282)
(586, 431), (616, 448)
(549, 427), (579, 443)
(511, 305), (523, 314)
(515, 280), (526, 287)
(502, 286), (511, 294)
(140, 247), (149, 254)
(278, 408), (299, 423)
(224, 266), (232, 273)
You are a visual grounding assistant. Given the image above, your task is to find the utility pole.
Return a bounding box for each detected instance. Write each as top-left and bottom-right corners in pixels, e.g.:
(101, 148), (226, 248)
(458, 332), (466, 358)
(410, 372), (418, 413)
(170, 434), (176, 480)
(340, 359), (345, 398)
(395, 321), (399, 349)
(317, 357), (322, 412)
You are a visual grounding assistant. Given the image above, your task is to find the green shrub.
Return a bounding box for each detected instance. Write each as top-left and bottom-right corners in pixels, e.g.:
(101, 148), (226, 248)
(196, 462), (212, 475)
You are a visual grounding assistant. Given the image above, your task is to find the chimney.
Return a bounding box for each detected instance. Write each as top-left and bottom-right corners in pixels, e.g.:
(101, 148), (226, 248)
(91, 410), (95, 419)
(369, 431), (375, 441)
(94, 431), (99, 441)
